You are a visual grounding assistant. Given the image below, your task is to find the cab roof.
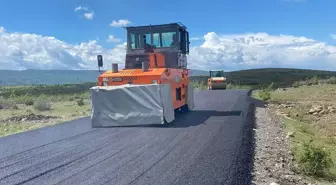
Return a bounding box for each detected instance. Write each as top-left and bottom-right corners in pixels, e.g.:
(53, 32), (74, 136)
(125, 22), (187, 32)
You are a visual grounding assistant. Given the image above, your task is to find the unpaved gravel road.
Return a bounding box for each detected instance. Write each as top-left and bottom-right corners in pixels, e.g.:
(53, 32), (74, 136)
(0, 89), (254, 185)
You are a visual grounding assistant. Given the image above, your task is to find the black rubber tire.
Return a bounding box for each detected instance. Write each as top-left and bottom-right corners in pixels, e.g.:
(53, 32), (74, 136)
(180, 104), (190, 113)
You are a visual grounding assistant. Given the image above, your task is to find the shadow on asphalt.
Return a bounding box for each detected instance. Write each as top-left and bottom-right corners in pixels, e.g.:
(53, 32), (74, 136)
(123, 110), (242, 128)
(251, 97), (266, 108)
(114, 110), (244, 128)
(231, 100), (256, 185)
(167, 110), (244, 128)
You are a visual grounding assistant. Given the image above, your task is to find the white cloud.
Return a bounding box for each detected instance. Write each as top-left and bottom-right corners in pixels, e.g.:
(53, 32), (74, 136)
(330, 33), (336, 40)
(106, 35), (121, 43)
(74, 6), (94, 20)
(0, 27), (125, 70)
(188, 32), (336, 71)
(0, 27), (5, 33)
(190, 37), (202, 41)
(1, 26), (336, 71)
(109, 19), (131, 27)
(74, 6), (88, 12)
(84, 12), (94, 20)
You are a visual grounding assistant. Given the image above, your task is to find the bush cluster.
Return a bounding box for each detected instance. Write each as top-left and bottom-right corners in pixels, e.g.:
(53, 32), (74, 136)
(292, 76), (336, 88)
(33, 100), (52, 111)
(258, 88), (271, 101)
(296, 141), (333, 177)
(77, 99), (84, 106)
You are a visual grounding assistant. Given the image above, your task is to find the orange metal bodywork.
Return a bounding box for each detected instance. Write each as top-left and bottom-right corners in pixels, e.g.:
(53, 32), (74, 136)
(207, 78), (225, 85)
(97, 53), (189, 110)
(207, 78), (227, 90)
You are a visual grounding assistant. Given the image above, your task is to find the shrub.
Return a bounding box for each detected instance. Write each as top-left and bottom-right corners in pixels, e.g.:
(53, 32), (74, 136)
(77, 98), (84, 106)
(24, 98), (34, 106)
(9, 93), (16, 99)
(297, 141), (333, 177)
(298, 81), (308, 86)
(11, 94), (34, 105)
(226, 83), (234, 89)
(33, 100), (52, 111)
(191, 81), (207, 90)
(267, 82), (277, 91)
(73, 93), (80, 99)
(310, 76), (319, 85)
(258, 88), (271, 101)
(68, 96), (75, 101)
(12, 104), (19, 110)
(327, 76), (336, 84)
(292, 81), (300, 88)
(39, 94), (47, 100)
(318, 79), (328, 85)
(0, 97), (17, 109)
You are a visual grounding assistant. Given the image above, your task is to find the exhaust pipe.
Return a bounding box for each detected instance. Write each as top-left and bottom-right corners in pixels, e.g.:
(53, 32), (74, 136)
(112, 63), (118, 73)
(142, 61), (148, 72)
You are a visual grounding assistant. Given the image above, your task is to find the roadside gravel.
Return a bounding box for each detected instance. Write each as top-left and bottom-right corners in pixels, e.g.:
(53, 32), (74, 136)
(251, 99), (312, 185)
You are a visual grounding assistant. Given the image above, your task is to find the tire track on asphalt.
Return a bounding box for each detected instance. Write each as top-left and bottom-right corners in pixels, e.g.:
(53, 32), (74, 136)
(0, 128), (135, 184)
(0, 129), (108, 168)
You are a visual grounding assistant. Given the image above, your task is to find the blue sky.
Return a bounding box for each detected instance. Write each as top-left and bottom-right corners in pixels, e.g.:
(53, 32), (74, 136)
(0, 0), (336, 70)
(1, 0), (335, 46)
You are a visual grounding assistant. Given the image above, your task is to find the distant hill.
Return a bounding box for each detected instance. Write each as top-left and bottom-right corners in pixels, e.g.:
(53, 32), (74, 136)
(1, 68), (335, 87)
(0, 69), (208, 85)
(190, 68), (336, 88)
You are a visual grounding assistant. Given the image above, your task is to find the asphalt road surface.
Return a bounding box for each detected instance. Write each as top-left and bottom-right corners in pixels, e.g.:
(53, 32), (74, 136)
(0, 89), (255, 185)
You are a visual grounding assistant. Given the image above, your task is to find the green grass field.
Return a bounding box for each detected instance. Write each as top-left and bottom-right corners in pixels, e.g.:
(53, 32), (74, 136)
(0, 92), (91, 137)
(0, 83), (93, 136)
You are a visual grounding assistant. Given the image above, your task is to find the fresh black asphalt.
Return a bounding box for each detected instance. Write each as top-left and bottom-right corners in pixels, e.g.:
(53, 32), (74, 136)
(0, 89), (255, 185)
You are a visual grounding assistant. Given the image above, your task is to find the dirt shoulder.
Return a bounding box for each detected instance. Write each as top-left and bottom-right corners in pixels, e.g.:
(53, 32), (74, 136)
(251, 98), (311, 185)
(252, 84), (336, 185)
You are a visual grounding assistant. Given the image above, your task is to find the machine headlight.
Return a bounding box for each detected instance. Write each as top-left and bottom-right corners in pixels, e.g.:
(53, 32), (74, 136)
(152, 80), (158, 84)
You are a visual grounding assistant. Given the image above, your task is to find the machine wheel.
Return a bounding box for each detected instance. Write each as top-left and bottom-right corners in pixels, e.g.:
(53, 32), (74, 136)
(180, 104), (190, 113)
(163, 117), (169, 125)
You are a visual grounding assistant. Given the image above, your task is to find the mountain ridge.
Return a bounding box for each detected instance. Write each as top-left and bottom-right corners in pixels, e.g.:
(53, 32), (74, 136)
(1, 68), (335, 86)
(0, 69), (209, 85)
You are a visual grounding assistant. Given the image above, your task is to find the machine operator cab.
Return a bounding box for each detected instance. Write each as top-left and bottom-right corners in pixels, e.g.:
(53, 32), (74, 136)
(210, 70), (225, 78)
(124, 23), (190, 69)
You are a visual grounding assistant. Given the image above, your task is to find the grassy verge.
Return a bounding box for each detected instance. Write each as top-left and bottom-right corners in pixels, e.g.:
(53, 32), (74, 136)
(261, 84), (336, 184)
(0, 85), (91, 137)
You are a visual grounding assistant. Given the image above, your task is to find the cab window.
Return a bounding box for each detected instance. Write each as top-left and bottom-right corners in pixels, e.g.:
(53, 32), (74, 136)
(130, 33), (142, 49)
(162, 32), (176, 47)
(152, 33), (161, 48)
(144, 33), (151, 44)
(130, 33), (136, 49)
(179, 29), (189, 54)
(211, 71), (224, 77)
